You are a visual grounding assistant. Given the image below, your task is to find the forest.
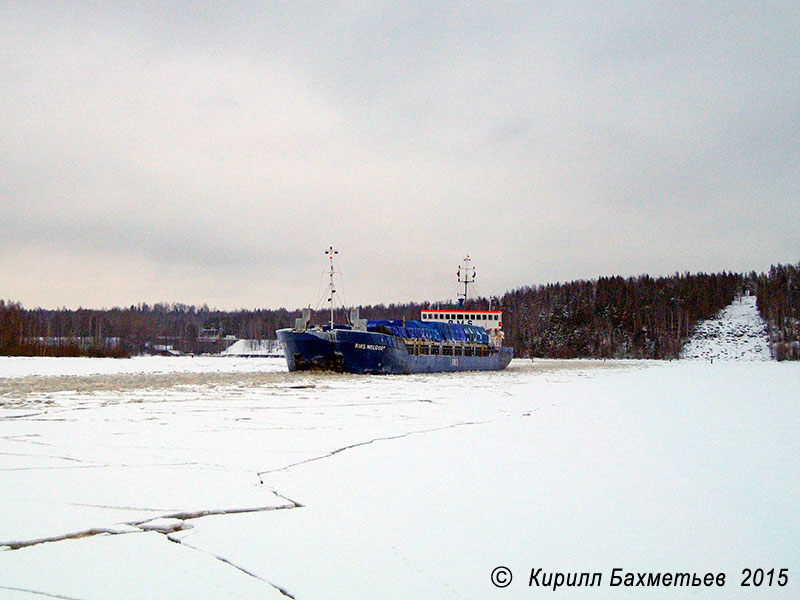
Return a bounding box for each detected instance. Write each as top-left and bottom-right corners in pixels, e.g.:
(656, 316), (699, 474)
(1, 263), (798, 360)
(755, 263), (800, 360)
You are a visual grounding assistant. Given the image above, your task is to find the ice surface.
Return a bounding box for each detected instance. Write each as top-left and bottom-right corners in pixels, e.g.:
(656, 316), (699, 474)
(0, 355), (286, 379)
(680, 295), (771, 361)
(1, 352), (797, 598)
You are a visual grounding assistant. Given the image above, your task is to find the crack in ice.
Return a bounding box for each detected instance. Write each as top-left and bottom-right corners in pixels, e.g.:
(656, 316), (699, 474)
(1, 527), (138, 551)
(1, 502), (302, 551)
(0, 585), (87, 599)
(173, 535), (297, 599)
(257, 421), (487, 477)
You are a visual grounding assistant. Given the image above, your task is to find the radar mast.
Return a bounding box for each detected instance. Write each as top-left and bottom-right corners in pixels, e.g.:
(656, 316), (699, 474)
(325, 246), (338, 328)
(457, 255), (475, 307)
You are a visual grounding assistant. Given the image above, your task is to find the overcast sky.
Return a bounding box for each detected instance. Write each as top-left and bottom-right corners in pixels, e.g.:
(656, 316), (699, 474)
(1, 2), (798, 310)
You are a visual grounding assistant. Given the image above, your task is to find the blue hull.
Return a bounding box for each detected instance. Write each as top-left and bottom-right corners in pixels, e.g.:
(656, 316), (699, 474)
(277, 328), (513, 374)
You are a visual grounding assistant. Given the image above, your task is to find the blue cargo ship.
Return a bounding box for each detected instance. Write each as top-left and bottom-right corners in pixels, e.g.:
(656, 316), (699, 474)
(277, 250), (513, 374)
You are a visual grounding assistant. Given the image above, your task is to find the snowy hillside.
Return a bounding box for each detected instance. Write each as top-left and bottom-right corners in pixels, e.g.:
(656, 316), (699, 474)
(680, 295), (771, 361)
(220, 339), (283, 356)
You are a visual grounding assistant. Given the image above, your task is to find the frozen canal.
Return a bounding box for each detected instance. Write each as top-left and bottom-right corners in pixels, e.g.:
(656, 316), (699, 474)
(0, 356), (798, 598)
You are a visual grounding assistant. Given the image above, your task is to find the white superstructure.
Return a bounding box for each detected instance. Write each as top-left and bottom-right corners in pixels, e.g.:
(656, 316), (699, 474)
(420, 309), (505, 347)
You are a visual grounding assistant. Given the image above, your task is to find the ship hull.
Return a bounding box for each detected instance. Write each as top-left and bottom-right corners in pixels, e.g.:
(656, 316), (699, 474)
(277, 328), (513, 374)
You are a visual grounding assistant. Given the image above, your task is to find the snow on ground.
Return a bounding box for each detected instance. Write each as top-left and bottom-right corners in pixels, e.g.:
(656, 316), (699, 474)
(221, 339), (282, 356)
(1, 356), (797, 599)
(680, 295), (771, 361)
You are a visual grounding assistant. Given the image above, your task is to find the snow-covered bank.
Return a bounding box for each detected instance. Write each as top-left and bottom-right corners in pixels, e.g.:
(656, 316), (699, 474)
(1, 358), (797, 598)
(220, 339), (282, 357)
(681, 295), (771, 361)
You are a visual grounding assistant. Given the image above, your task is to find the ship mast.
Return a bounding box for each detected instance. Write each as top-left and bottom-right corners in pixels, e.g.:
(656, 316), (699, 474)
(325, 246), (338, 328)
(457, 255), (475, 307)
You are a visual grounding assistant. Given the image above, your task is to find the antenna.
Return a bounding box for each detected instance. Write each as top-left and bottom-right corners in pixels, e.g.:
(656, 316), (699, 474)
(457, 254), (476, 307)
(325, 246), (339, 328)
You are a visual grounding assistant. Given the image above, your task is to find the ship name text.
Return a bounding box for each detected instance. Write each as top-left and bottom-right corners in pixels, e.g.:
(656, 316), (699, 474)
(354, 343), (386, 351)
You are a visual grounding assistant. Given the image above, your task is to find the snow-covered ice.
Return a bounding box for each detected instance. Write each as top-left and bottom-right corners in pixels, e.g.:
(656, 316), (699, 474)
(0, 354), (286, 379)
(680, 295), (771, 361)
(0, 328), (797, 597)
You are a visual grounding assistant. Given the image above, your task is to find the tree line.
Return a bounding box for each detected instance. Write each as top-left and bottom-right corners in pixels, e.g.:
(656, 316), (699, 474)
(501, 272), (742, 359)
(0, 302), (301, 357)
(755, 262), (800, 360)
(1, 263), (798, 359)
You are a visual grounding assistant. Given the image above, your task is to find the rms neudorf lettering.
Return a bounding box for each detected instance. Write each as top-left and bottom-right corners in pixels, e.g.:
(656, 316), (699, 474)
(354, 343), (385, 351)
